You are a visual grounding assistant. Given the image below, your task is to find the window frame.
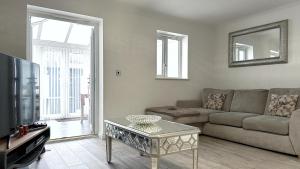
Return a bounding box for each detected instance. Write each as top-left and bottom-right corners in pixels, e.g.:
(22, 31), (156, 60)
(234, 43), (254, 61)
(156, 31), (188, 80)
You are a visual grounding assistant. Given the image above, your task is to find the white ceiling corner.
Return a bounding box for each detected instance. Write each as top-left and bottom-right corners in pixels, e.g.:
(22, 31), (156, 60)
(116, 0), (300, 24)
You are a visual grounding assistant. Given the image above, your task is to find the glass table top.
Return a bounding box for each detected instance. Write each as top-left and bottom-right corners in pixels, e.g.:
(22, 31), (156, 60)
(105, 118), (200, 137)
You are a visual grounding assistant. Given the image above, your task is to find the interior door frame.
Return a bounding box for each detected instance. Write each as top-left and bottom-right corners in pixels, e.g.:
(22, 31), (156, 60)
(26, 5), (104, 136)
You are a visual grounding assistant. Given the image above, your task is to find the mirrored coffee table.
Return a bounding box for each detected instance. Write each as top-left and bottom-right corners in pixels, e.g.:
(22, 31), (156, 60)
(105, 118), (200, 169)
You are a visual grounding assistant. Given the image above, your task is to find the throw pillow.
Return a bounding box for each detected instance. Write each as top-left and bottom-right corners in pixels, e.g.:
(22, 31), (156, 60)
(205, 93), (226, 110)
(268, 94), (299, 117)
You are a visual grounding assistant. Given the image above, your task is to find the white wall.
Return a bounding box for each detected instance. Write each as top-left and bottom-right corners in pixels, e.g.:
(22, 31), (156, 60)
(0, 0), (27, 57)
(212, 2), (300, 89)
(0, 0), (216, 130)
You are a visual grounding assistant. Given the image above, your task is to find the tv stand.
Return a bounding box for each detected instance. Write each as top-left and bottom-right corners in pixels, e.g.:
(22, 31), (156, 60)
(0, 127), (50, 169)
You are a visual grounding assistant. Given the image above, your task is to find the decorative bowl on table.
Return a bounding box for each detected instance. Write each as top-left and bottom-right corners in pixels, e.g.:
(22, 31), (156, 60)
(126, 115), (161, 124)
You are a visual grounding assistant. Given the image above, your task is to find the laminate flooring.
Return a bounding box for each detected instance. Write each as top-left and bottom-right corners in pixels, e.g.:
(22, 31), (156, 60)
(21, 136), (300, 169)
(45, 119), (91, 139)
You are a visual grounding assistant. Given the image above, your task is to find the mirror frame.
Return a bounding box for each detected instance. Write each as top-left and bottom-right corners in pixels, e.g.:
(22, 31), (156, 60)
(228, 20), (288, 67)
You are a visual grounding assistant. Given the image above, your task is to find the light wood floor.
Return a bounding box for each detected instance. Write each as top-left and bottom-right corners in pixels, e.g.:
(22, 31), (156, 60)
(45, 119), (91, 139)
(22, 136), (300, 169)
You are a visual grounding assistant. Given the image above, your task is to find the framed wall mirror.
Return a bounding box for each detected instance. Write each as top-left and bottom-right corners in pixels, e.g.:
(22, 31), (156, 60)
(229, 20), (288, 67)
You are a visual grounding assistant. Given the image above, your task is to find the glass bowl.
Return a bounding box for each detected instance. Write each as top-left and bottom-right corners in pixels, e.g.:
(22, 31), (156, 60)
(126, 115), (161, 124)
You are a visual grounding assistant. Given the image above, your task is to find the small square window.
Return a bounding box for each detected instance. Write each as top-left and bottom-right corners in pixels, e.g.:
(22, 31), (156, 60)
(156, 30), (188, 79)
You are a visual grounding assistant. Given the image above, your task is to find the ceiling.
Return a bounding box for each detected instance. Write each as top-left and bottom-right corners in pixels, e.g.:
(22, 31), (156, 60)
(117, 0), (299, 24)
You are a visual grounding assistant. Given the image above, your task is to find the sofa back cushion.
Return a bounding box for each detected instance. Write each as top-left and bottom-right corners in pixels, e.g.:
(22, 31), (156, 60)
(230, 89), (269, 114)
(202, 88), (234, 111)
(265, 88), (300, 115)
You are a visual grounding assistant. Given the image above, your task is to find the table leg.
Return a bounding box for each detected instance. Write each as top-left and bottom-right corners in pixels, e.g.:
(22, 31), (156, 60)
(193, 149), (198, 169)
(106, 136), (112, 163)
(151, 157), (159, 169)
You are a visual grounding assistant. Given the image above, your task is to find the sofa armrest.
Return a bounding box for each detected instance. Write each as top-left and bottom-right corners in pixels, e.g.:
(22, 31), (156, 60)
(176, 100), (202, 108)
(290, 109), (300, 156)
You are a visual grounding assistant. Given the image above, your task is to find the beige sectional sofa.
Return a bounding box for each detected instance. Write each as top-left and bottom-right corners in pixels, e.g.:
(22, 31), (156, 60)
(145, 88), (300, 157)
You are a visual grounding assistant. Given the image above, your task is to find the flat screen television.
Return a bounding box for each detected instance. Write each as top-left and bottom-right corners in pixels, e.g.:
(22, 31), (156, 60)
(0, 53), (40, 139)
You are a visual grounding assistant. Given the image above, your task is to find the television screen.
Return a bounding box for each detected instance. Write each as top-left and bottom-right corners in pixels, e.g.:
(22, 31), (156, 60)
(0, 54), (15, 138)
(15, 58), (40, 125)
(0, 53), (40, 138)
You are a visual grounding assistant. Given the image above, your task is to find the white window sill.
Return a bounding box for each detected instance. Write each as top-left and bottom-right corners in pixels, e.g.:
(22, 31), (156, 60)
(155, 77), (189, 80)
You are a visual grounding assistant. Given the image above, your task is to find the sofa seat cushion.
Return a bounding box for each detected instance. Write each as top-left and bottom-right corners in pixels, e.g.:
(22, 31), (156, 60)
(209, 112), (258, 127)
(145, 106), (199, 118)
(243, 115), (289, 135)
(146, 107), (224, 124)
(146, 106), (223, 118)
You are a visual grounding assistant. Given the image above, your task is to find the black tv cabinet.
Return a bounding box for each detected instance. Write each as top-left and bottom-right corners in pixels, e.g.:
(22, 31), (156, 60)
(0, 127), (50, 169)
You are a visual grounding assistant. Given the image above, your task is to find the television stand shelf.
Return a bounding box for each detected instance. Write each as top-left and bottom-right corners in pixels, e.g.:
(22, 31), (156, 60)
(0, 127), (50, 169)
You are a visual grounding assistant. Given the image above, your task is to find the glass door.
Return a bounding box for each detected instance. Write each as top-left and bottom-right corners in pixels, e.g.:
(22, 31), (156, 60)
(29, 15), (95, 139)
